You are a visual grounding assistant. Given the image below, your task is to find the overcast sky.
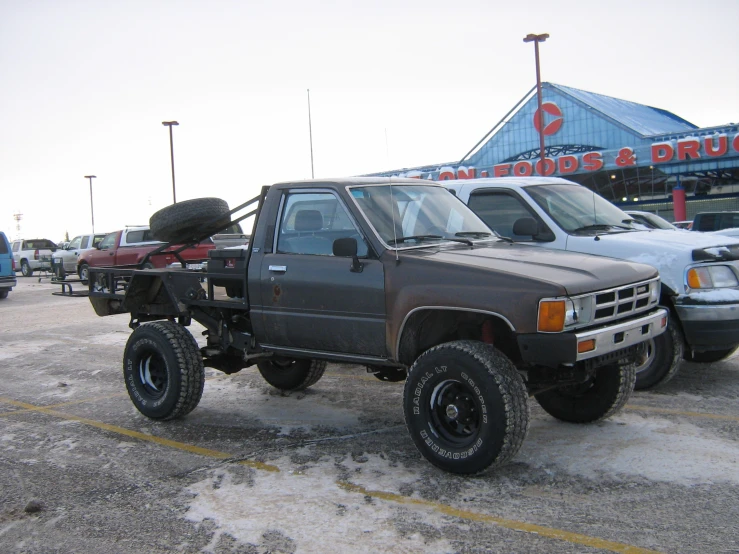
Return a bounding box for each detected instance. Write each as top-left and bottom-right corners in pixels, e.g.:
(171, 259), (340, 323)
(2, 0), (738, 242)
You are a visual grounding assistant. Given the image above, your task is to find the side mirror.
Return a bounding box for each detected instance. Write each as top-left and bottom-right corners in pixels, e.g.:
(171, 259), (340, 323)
(333, 237), (363, 273)
(512, 217), (539, 236)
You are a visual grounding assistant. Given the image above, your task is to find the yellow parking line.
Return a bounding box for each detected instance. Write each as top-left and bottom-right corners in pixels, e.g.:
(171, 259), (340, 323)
(0, 395), (661, 552)
(0, 396), (278, 472)
(338, 482), (662, 554)
(0, 393), (128, 417)
(626, 404), (739, 422)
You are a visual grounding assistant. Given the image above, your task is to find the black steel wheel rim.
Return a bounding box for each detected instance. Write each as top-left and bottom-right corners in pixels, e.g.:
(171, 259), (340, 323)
(428, 379), (481, 445)
(136, 350), (168, 399)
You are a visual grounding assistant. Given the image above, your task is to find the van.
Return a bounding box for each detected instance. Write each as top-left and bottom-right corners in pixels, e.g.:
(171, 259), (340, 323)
(0, 232), (17, 299)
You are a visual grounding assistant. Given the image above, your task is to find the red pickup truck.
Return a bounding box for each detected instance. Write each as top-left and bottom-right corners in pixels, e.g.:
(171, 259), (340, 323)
(77, 225), (214, 282)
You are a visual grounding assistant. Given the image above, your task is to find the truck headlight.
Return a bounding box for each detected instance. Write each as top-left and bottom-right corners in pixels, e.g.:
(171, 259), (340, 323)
(687, 266), (739, 289)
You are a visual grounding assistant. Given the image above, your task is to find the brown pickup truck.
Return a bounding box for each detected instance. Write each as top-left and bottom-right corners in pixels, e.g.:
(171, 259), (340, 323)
(87, 179), (668, 474)
(77, 225), (214, 282)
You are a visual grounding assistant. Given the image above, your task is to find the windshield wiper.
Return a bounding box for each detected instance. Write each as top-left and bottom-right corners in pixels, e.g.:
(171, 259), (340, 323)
(455, 231), (492, 238)
(388, 235), (474, 246)
(572, 224), (632, 233)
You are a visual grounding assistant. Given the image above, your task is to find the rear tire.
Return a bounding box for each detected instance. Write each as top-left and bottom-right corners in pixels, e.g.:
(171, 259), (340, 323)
(684, 347), (738, 363)
(0, 290), (8, 299)
(535, 362), (636, 423)
(123, 321), (205, 420)
(634, 319), (683, 390)
(403, 340), (529, 475)
(150, 197), (230, 243)
(21, 260), (32, 277)
(257, 358), (327, 391)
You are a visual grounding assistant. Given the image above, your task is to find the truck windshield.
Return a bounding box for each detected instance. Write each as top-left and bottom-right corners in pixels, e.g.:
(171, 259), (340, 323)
(349, 184), (495, 248)
(526, 184), (638, 234)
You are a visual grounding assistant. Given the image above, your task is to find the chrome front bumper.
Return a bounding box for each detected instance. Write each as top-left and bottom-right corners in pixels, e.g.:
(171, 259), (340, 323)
(574, 308), (669, 362)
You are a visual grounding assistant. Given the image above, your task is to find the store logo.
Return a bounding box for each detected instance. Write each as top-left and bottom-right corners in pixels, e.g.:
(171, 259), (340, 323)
(533, 102), (563, 136)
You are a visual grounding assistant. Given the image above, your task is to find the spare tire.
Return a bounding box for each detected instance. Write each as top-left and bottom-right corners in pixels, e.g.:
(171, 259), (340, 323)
(149, 198), (230, 243)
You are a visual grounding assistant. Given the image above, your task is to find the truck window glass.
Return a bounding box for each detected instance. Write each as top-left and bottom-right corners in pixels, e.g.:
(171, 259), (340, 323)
(468, 191), (536, 239)
(277, 192), (368, 256)
(526, 184), (632, 233)
(99, 233), (117, 249)
(351, 184), (490, 247)
(69, 236), (83, 249)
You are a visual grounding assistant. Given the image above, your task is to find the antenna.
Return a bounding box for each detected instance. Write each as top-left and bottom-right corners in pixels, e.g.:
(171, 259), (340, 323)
(389, 177), (399, 262)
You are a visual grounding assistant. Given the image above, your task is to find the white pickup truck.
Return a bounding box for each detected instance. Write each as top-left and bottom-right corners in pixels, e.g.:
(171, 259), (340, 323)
(11, 239), (58, 277)
(446, 177), (739, 389)
(51, 233), (107, 278)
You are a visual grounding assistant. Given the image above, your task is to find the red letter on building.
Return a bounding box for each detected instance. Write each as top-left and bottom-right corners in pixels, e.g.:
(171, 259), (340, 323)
(535, 158), (556, 176)
(704, 135), (728, 157)
(733, 133), (739, 153)
(582, 152), (603, 172)
(677, 139), (700, 161)
(651, 143), (674, 163)
(513, 161), (533, 176)
(493, 164), (511, 177)
(558, 155), (579, 174)
(456, 167), (476, 180)
(438, 170), (455, 181)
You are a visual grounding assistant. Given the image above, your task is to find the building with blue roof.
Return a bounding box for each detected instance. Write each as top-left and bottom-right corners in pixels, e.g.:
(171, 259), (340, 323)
(368, 83), (739, 221)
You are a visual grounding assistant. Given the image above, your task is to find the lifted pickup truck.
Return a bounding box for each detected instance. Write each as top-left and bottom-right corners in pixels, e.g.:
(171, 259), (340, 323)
(445, 177), (739, 390)
(88, 178), (667, 474)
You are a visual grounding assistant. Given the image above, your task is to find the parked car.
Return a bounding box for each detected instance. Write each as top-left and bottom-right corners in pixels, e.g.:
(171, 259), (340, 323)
(624, 210), (679, 230)
(11, 238), (58, 277)
(211, 223), (250, 249)
(0, 232), (16, 298)
(77, 225), (214, 282)
(52, 233), (108, 279)
(445, 176), (739, 390)
(673, 220), (693, 230)
(691, 211), (739, 232)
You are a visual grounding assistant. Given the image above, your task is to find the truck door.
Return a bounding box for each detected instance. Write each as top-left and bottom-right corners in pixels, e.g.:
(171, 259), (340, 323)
(258, 189), (386, 357)
(84, 232), (120, 267)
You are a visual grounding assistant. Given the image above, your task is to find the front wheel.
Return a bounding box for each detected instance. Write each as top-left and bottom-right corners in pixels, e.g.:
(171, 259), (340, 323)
(123, 321), (205, 420)
(403, 340), (529, 475)
(21, 260), (32, 277)
(257, 358), (327, 391)
(634, 319), (684, 390)
(684, 347), (738, 363)
(535, 362), (636, 423)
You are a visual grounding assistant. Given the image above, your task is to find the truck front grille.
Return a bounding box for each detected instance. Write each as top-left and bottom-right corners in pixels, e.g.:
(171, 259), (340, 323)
(593, 280), (656, 324)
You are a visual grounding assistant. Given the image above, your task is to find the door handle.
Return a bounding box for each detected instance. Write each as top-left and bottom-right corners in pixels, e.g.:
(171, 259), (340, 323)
(268, 265), (287, 272)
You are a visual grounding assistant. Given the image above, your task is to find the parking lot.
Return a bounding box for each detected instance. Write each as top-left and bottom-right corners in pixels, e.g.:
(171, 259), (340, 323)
(1, 278), (738, 553)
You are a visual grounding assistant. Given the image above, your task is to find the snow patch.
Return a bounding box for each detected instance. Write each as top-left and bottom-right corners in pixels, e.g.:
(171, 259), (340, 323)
(683, 289), (739, 302)
(522, 412), (739, 485)
(185, 455), (452, 553)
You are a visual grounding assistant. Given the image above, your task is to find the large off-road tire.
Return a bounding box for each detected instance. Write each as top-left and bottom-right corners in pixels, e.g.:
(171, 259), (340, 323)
(403, 340), (529, 475)
(149, 197), (230, 243)
(535, 362), (636, 423)
(684, 347), (738, 363)
(123, 321), (205, 420)
(78, 263), (90, 284)
(634, 319), (684, 390)
(257, 358), (327, 391)
(20, 260), (32, 277)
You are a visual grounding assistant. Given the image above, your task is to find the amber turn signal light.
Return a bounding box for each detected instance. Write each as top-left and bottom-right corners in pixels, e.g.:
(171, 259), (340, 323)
(578, 339), (596, 353)
(538, 300), (565, 332)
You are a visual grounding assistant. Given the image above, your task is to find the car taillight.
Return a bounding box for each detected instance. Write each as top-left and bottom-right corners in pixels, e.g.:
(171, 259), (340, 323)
(12, 258), (16, 270)
(34, 249), (40, 260)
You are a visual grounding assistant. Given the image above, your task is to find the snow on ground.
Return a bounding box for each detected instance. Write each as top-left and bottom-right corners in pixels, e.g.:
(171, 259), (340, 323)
(185, 455), (453, 554)
(184, 408), (738, 551)
(0, 340), (62, 361)
(521, 412), (739, 486)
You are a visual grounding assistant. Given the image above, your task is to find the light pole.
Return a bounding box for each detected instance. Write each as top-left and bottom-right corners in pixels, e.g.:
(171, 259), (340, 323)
(162, 121), (179, 203)
(523, 33), (549, 172)
(84, 175), (96, 233)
